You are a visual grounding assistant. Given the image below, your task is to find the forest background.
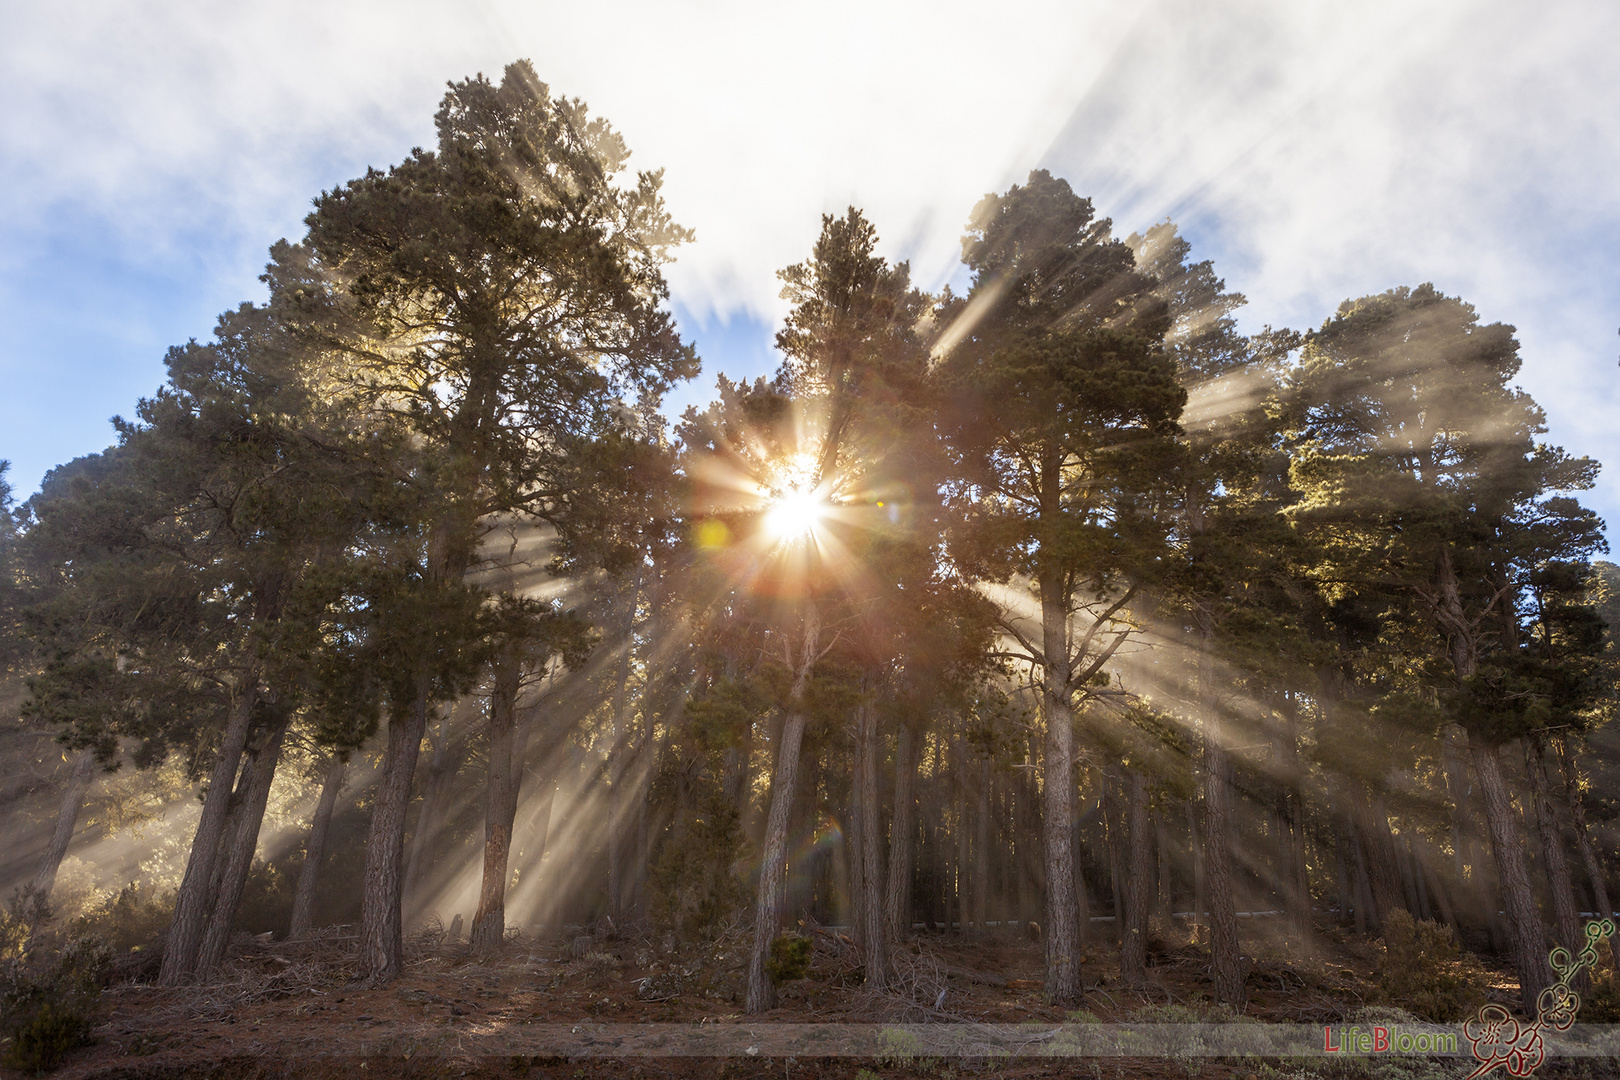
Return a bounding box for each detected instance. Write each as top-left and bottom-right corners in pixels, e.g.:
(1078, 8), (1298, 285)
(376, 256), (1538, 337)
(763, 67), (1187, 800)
(1, 49), (1618, 1041)
(3, 8), (1620, 1062)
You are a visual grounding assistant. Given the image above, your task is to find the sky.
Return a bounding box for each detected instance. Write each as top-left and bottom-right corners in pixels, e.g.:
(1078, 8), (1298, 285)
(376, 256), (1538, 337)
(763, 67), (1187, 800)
(2, 0), (1616, 542)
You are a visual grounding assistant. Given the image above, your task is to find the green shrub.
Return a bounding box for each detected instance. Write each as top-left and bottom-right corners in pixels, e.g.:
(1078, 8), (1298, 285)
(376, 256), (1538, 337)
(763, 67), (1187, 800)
(649, 796), (747, 941)
(1, 917), (110, 1073)
(765, 933), (811, 985)
(71, 883), (171, 955)
(1576, 952), (1620, 1022)
(5, 1001), (94, 1074)
(1373, 910), (1488, 1022)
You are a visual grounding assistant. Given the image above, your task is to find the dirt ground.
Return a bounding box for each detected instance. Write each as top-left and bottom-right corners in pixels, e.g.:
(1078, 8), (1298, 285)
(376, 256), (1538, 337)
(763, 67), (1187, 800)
(13, 920), (1541, 1080)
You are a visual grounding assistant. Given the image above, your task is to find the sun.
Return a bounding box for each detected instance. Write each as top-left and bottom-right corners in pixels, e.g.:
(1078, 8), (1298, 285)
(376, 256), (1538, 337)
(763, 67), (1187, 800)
(764, 487), (825, 540)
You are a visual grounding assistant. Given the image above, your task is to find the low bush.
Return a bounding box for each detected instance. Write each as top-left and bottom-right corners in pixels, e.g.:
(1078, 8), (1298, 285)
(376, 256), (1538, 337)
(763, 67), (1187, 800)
(1, 889), (112, 1073)
(1372, 910), (1489, 1022)
(766, 933), (812, 985)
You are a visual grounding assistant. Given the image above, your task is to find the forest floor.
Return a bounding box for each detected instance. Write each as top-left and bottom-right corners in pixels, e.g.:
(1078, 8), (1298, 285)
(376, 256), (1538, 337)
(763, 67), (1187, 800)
(17, 919), (1568, 1080)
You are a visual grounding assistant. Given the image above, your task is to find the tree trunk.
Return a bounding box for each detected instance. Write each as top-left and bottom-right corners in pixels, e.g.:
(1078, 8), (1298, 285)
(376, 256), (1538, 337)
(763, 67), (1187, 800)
(1155, 811), (1173, 922)
(403, 712), (465, 910)
(1120, 766), (1152, 985)
(854, 694), (886, 986)
(1442, 724), (1478, 883)
(1418, 839), (1458, 928)
(196, 713), (291, 978)
(288, 755), (347, 939)
(1351, 790), (1406, 931)
(1189, 800), (1206, 943)
(1102, 770), (1125, 944)
(471, 644), (523, 958)
(1197, 607), (1244, 1008)
(1556, 735), (1620, 970)
(884, 722), (916, 945)
(1040, 584), (1083, 1004)
(607, 578), (640, 922)
(29, 750), (96, 904)
(974, 753), (990, 938)
(1331, 823), (1347, 926)
(955, 737), (971, 934)
(1277, 698), (1314, 953)
(1525, 737), (1582, 960)
(1470, 736), (1550, 1014)
(159, 660), (259, 986)
(745, 601), (820, 1014)
(360, 671), (432, 983)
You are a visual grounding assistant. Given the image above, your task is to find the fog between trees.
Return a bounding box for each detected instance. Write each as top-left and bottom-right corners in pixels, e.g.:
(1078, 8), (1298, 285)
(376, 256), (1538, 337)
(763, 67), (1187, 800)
(2, 59), (1616, 1017)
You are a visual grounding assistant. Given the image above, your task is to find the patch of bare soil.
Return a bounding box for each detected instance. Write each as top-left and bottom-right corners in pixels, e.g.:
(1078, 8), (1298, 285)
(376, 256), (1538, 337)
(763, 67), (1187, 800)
(13, 920), (1519, 1080)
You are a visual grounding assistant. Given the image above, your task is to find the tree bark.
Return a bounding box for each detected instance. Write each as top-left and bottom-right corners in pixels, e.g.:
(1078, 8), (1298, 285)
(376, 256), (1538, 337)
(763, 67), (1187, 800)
(1277, 698), (1315, 953)
(1471, 736), (1550, 1014)
(1040, 582), (1083, 1004)
(1418, 839), (1458, 929)
(745, 601), (820, 1014)
(471, 643), (524, 958)
(159, 659), (259, 986)
(359, 671), (432, 982)
(974, 752), (990, 938)
(1189, 800), (1206, 943)
(606, 577), (640, 922)
(1120, 765), (1152, 985)
(1197, 606), (1244, 1008)
(884, 722), (916, 945)
(1353, 790), (1407, 931)
(288, 754), (347, 939)
(955, 737), (971, 934)
(29, 750), (96, 904)
(196, 712), (291, 978)
(1525, 737), (1581, 960)
(853, 694), (886, 986)
(1103, 769), (1125, 944)
(403, 712), (465, 911)
(1556, 735), (1620, 970)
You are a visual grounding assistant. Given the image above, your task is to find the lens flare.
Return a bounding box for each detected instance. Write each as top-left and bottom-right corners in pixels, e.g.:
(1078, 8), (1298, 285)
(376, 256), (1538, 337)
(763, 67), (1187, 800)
(764, 487), (824, 539)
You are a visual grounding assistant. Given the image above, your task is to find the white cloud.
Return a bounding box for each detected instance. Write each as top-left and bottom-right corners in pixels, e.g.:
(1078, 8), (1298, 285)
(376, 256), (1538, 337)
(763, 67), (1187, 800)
(2, 0), (1615, 536)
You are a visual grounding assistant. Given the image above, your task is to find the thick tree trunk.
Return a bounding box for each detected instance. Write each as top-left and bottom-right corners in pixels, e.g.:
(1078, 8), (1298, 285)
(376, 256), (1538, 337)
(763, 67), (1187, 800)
(30, 750), (96, 904)
(884, 722), (916, 945)
(1557, 736), (1620, 970)
(853, 695), (886, 986)
(471, 645), (523, 958)
(1525, 738), (1581, 960)
(288, 755), (347, 939)
(1120, 766), (1152, 985)
(745, 602), (820, 1014)
(360, 673), (432, 982)
(1471, 737), (1550, 1014)
(159, 662), (259, 986)
(196, 713), (291, 978)
(1040, 585), (1083, 1004)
